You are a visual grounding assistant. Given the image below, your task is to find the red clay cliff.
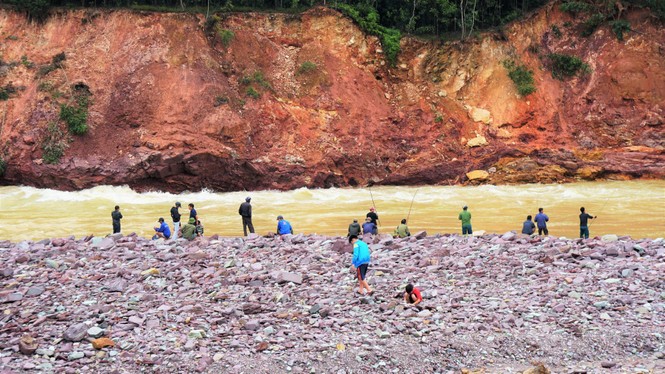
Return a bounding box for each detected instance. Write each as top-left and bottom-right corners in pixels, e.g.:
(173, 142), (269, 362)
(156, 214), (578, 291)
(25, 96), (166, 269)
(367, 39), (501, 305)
(0, 5), (663, 192)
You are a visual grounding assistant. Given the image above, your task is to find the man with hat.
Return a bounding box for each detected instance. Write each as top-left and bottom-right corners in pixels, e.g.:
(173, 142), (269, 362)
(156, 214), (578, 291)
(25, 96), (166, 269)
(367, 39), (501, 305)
(366, 207), (379, 230)
(239, 197), (255, 236)
(170, 202), (182, 237)
(153, 217), (171, 240)
(276, 215), (293, 236)
(458, 205), (472, 236)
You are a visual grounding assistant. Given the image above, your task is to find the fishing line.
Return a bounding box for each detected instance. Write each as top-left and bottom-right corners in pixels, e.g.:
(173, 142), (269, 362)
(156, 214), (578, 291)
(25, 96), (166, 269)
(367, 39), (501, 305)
(406, 188), (419, 222)
(368, 186), (380, 227)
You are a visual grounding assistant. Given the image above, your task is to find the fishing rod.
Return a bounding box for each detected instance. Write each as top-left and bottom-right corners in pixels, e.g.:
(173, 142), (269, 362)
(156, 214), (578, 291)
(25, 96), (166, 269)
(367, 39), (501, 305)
(368, 185), (381, 227)
(588, 196), (611, 227)
(406, 188), (419, 222)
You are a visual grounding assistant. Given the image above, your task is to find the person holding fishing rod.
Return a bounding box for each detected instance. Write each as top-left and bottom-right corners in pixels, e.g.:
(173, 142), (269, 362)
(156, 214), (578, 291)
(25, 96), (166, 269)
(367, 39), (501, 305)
(579, 207), (597, 239)
(367, 187), (381, 233)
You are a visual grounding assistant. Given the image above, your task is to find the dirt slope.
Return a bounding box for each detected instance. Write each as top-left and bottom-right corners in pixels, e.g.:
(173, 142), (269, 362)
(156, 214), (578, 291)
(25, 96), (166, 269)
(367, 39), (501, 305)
(0, 4), (663, 192)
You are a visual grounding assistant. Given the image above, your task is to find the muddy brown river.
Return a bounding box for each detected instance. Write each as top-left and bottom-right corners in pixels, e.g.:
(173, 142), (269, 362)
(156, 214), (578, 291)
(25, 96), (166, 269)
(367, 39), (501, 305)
(0, 180), (663, 241)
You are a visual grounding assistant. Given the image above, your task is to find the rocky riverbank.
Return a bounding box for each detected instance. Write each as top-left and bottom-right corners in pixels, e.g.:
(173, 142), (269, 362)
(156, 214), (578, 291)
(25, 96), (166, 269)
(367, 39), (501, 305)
(0, 232), (664, 373)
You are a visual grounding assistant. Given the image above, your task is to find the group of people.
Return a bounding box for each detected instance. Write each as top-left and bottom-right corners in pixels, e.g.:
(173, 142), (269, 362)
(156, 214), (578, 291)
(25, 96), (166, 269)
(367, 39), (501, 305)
(112, 198), (601, 244)
(109, 202), (204, 241)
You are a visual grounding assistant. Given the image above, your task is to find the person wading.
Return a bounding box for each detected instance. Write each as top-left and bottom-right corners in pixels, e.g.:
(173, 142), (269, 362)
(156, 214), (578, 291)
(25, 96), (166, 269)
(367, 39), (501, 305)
(239, 197), (255, 236)
(111, 205), (123, 234)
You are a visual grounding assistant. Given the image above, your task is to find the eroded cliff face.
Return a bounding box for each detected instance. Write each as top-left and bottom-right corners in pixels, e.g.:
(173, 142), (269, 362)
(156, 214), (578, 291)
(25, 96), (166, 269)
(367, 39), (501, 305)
(0, 4), (663, 192)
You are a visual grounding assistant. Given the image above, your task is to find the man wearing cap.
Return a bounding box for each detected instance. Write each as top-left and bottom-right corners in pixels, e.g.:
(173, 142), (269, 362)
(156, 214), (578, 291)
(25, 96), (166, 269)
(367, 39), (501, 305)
(239, 197), (255, 236)
(170, 202), (182, 237)
(276, 215), (293, 236)
(153, 217), (171, 240)
(366, 207), (379, 230)
(458, 205), (472, 236)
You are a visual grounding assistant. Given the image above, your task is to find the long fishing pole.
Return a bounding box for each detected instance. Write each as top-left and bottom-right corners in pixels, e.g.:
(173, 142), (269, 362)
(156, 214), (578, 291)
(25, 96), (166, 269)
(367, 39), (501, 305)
(406, 188), (419, 222)
(588, 196), (610, 227)
(368, 185), (380, 227)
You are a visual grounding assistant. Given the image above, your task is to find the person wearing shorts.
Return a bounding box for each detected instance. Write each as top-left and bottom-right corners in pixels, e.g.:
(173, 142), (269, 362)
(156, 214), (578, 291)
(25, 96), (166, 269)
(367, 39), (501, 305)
(349, 235), (372, 296)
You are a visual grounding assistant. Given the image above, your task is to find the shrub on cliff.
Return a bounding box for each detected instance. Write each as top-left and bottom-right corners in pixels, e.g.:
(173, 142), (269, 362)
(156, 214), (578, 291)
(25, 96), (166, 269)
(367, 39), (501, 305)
(502, 60), (536, 96)
(0, 84), (19, 101)
(298, 61), (317, 74)
(219, 29), (235, 47)
(60, 83), (91, 136)
(333, 3), (401, 67)
(42, 122), (68, 164)
(0, 157), (6, 177)
(560, 1), (593, 15)
(610, 19), (631, 41)
(581, 13), (606, 36)
(548, 53), (591, 80)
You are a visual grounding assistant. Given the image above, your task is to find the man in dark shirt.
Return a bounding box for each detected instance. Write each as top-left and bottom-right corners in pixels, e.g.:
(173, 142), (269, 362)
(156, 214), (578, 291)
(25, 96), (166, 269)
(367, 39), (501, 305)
(534, 207), (549, 236)
(170, 202), (181, 237)
(348, 219), (361, 237)
(366, 207), (379, 232)
(188, 203), (198, 223)
(238, 197), (255, 236)
(111, 205), (122, 234)
(521, 215), (536, 235)
(579, 207), (597, 239)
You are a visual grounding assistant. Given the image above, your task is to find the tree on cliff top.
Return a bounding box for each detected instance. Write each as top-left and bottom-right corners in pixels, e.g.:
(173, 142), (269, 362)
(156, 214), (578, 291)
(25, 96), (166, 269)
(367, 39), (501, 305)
(7, 0), (50, 22)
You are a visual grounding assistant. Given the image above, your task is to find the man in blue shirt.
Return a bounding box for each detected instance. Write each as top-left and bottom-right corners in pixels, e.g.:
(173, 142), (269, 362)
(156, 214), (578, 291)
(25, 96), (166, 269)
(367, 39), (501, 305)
(350, 235), (373, 296)
(521, 215), (536, 235)
(153, 217), (171, 240)
(534, 207), (549, 236)
(276, 215), (293, 236)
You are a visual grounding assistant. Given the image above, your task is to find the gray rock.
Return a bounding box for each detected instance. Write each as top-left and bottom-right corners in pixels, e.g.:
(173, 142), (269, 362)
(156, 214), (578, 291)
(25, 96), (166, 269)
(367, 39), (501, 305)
(87, 326), (104, 338)
(68, 351), (85, 360)
(64, 323), (88, 342)
(274, 271), (303, 285)
(594, 301), (610, 309)
(309, 304), (321, 314)
(414, 231), (427, 239)
(244, 319), (260, 331)
(26, 286), (45, 297)
(621, 269), (634, 278)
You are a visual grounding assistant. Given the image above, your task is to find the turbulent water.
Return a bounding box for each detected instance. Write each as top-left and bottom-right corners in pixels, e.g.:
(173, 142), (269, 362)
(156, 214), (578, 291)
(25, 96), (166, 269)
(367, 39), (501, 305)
(0, 181), (663, 241)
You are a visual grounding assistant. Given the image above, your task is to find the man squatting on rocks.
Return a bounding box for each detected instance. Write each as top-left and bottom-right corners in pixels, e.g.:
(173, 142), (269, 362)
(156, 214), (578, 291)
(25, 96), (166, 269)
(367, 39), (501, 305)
(276, 215), (293, 236)
(394, 219), (411, 238)
(170, 202), (181, 237)
(153, 217), (171, 240)
(111, 205), (122, 234)
(350, 235), (372, 296)
(522, 215), (536, 235)
(348, 219), (361, 237)
(239, 197), (254, 236)
(362, 217), (377, 236)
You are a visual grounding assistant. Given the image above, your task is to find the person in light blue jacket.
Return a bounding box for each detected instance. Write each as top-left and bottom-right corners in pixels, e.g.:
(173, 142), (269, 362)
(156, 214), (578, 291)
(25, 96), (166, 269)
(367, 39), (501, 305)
(350, 235), (373, 296)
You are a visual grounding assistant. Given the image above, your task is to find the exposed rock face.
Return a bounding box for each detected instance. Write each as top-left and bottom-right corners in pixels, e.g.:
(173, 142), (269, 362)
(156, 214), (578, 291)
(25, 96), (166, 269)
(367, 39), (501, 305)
(0, 5), (663, 192)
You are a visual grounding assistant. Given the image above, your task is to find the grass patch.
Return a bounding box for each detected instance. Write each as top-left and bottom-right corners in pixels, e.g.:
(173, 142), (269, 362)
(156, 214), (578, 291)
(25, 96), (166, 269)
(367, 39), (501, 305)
(559, 1), (593, 15)
(0, 84), (18, 101)
(610, 20), (631, 41)
(219, 29), (235, 48)
(503, 60), (536, 96)
(0, 157), (6, 177)
(214, 95), (229, 107)
(548, 53), (591, 80)
(298, 61), (317, 74)
(42, 122), (68, 164)
(36, 52), (66, 78)
(21, 55), (34, 68)
(246, 87), (261, 99)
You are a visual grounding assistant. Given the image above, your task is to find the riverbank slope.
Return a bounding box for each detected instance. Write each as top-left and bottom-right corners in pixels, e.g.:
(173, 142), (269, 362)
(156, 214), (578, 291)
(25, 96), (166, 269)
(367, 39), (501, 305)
(0, 232), (663, 372)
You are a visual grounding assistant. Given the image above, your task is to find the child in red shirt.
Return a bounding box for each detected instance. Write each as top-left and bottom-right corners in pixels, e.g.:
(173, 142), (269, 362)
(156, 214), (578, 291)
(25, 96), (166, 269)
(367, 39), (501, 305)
(404, 284), (422, 305)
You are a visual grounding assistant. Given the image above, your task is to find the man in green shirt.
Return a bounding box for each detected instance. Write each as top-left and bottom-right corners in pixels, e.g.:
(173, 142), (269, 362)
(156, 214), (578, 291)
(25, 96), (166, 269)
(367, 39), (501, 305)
(393, 219), (411, 238)
(181, 217), (197, 240)
(458, 205), (472, 236)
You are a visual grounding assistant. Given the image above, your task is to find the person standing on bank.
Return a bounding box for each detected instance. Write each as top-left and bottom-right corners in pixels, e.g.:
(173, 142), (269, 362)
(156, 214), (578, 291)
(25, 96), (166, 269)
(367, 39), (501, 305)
(579, 207), (597, 239)
(534, 207), (549, 236)
(188, 203), (198, 224)
(239, 197), (255, 236)
(366, 207), (379, 228)
(458, 205), (472, 236)
(111, 205), (123, 234)
(171, 202), (182, 237)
